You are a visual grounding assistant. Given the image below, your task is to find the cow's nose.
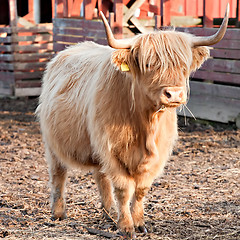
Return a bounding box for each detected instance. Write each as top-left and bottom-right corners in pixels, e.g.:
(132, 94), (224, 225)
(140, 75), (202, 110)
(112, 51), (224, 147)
(161, 87), (186, 105)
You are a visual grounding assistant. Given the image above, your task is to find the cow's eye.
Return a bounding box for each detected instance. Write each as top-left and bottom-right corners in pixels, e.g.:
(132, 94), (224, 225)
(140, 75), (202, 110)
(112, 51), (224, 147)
(146, 64), (149, 68)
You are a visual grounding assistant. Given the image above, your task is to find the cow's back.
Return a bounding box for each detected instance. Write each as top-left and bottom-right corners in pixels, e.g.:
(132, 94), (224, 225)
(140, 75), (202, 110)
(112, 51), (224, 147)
(37, 42), (113, 167)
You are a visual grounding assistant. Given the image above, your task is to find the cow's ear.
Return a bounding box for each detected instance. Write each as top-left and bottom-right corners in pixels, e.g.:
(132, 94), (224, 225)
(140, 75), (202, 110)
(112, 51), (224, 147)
(111, 49), (131, 72)
(190, 46), (210, 72)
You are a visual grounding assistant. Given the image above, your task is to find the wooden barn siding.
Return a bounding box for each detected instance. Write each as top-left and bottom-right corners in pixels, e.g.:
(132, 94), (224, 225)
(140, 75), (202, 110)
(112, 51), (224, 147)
(53, 18), (107, 52)
(52, 19), (240, 124)
(0, 24), (54, 96)
(177, 27), (240, 123)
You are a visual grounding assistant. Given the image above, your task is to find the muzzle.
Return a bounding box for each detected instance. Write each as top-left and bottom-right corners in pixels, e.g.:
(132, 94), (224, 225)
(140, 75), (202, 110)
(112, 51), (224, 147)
(160, 86), (187, 107)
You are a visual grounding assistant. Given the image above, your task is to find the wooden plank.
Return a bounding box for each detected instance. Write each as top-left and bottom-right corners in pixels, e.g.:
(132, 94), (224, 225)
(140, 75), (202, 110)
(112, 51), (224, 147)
(0, 36), (11, 43)
(13, 62), (47, 71)
(54, 35), (84, 44)
(15, 87), (42, 97)
(178, 94), (240, 123)
(53, 42), (68, 52)
(0, 72), (15, 82)
(11, 34), (53, 43)
(123, 0), (145, 23)
(213, 39), (240, 50)
(70, 0), (83, 17)
(203, 0), (214, 27)
(0, 54), (14, 61)
(0, 72), (14, 95)
(171, 16), (202, 27)
(9, 0), (18, 26)
(53, 27), (84, 35)
(138, 19), (155, 27)
(113, 0), (123, 38)
(210, 49), (240, 60)
(63, 0), (68, 17)
(83, 20), (105, 30)
(0, 63), (14, 70)
(53, 18), (104, 31)
(53, 18), (84, 28)
(13, 52), (54, 61)
(95, 38), (108, 46)
(162, 0), (171, 26)
(193, 70), (240, 85)
(0, 45), (12, 52)
(177, 27), (240, 41)
(11, 25), (53, 33)
(84, 0), (97, 20)
(201, 58), (240, 74)
(141, 2), (159, 14)
(53, 29), (106, 39)
(129, 16), (149, 33)
(0, 87), (13, 96)
(15, 80), (42, 88)
(13, 43), (53, 52)
(0, 28), (12, 34)
(178, 82), (240, 123)
(123, 5), (148, 33)
(15, 71), (43, 80)
(190, 81), (240, 100)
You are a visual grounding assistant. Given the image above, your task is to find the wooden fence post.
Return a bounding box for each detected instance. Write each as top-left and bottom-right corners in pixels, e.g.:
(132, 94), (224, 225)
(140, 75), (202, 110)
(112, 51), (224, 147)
(8, 0), (18, 26)
(203, 0), (214, 27)
(113, 0), (123, 38)
(161, 0), (170, 26)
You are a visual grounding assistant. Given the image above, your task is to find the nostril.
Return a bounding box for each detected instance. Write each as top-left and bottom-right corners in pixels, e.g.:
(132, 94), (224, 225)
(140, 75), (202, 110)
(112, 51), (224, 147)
(164, 90), (172, 99)
(179, 92), (183, 99)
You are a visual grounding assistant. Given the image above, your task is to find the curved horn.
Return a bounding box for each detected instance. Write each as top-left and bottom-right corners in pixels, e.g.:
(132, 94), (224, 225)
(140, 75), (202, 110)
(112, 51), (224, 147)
(192, 3), (229, 47)
(100, 11), (132, 49)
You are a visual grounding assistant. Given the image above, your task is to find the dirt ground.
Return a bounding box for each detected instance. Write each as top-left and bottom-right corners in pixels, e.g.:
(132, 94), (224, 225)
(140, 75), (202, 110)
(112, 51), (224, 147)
(0, 97), (239, 240)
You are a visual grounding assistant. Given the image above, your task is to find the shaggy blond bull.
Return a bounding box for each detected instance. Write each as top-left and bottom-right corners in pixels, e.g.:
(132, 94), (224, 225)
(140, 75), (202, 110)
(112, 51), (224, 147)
(37, 5), (229, 238)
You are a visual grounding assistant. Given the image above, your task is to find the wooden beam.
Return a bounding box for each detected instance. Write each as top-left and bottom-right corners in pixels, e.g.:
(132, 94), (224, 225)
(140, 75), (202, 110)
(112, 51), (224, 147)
(8, 0), (18, 26)
(123, 0), (145, 23)
(84, 0), (97, 20)
(123, 5), (148, 34)
(113, 0), (123, 38)
(52, 0), (55, 18)
(63, 0), (68, 17)
(55, 0), (64, 18)
(161, 0), (171, 26)
(203, 0), (214, 27)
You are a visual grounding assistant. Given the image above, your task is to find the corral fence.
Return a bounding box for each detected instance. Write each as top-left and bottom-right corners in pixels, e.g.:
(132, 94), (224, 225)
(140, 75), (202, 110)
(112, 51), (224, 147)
(1, 0), (240, 126)
(178, 27), (240, 124)
(0, 24), (53, 96)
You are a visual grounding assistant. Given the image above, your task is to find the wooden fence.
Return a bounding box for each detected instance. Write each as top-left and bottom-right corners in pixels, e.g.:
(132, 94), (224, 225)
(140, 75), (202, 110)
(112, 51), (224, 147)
(53, 18), (107, 52)
(1, 0), (240, 125)
(0, 24), (54, 96)
(176, 27), (240, 124)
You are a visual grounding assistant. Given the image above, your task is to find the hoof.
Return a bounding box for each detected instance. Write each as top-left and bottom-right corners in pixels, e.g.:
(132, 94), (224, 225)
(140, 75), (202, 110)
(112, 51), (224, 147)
(137, 225), (148, 234)
(120, 231), (136, 239)
(51, 212), (67, 221)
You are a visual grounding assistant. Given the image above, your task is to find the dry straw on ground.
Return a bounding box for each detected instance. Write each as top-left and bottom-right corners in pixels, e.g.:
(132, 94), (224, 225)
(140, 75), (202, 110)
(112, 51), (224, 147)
(0, 98), (239, 239)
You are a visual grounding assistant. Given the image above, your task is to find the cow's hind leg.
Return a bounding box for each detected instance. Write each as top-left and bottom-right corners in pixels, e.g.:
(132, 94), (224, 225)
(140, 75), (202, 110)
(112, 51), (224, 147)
(93, 170), (114, 216)
(46, 147), (68, 220)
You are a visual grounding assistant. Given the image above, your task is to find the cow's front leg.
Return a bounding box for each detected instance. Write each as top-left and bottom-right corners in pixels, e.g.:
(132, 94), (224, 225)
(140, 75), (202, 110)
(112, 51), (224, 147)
(114, 180), (135, 238)
(131, 187), (149, 233)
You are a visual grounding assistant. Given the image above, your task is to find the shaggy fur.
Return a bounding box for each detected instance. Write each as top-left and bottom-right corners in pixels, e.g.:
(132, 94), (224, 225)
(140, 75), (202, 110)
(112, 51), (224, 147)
(36, 30), (209, 237)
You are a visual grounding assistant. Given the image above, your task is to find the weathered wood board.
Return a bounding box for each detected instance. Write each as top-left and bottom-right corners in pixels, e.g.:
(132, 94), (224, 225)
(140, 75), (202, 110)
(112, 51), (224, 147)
(177, 27), (240, 87)
(178, 81), (240, 123)
(53, 18), (107, 52)
(0, 24), (54, 96)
